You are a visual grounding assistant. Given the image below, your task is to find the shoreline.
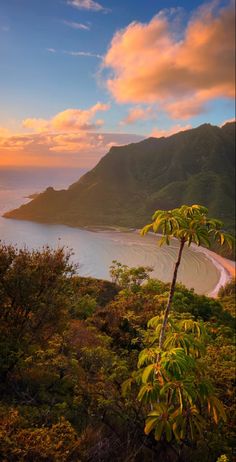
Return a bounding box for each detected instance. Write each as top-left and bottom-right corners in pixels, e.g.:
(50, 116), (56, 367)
(2, 216), (235, 297)
(190, 244), (235, 297)
(98, 227), (235, 298)
(133, 229), (235, 298)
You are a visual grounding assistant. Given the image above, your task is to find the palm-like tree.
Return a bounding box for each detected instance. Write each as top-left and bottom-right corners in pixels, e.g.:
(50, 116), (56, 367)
(141, 204), (234, 350)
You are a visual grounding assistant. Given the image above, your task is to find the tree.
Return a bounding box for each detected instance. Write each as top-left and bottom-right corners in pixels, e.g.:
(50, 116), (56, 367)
(0, 409), (81, 461)
(126, 205), (234, 457)
(134, 315), (227, 449)
(141, 205), (234, 350)
(110, 260), (153, 292)
(0, 243), (75, 380)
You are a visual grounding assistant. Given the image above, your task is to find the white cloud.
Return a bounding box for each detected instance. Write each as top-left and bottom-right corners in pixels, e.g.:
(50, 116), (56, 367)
(67, 0), (110, 13)
(46, 48), (56, 53)
(63, 20), (90, 30)
(65, 50), (102, 58)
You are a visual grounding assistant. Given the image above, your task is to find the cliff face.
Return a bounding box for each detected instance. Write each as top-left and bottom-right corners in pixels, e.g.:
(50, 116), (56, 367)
(4, 122), (235, 234)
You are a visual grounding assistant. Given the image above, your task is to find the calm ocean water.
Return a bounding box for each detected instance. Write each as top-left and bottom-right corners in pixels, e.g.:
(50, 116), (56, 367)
(0, 168), (220, 295)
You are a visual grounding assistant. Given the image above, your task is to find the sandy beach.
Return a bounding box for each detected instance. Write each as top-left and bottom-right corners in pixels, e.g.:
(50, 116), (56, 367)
(191, 244), (235, 297)
(144, 230), (235, 298)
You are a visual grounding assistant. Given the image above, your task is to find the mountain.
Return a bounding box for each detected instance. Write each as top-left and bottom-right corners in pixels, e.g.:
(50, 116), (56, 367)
(4, 123), (235, 238)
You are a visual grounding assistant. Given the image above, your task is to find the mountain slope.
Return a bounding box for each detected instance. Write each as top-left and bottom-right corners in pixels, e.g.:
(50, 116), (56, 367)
(4, 122), (235, 236)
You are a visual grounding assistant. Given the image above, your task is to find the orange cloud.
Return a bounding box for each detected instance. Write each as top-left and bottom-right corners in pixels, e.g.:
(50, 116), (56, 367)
(103, 1), (235, 119)
(47, 133), (97, 153)
(0, 131), (143, 167)
(0, 134), (35, 150)
(150, 124), (192, 138)
(121, 106), (155, 124)
(23, 102), (110, 133)
(0, 133), (103, 154)
(164, 96), (208, 120)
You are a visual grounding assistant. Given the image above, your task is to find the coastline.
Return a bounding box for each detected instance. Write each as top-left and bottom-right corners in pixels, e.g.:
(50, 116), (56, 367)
(190, 244), (235, 297)
(1, 214), (235, 298)
(134, 229), (235, 298)
(100, 227), (235, 298)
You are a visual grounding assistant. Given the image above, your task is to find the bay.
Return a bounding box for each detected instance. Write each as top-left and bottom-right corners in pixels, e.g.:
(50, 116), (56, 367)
(0, 168), (221, 295)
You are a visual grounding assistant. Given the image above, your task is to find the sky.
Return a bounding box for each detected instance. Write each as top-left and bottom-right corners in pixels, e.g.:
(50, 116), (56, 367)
(0, 0), (235, 168)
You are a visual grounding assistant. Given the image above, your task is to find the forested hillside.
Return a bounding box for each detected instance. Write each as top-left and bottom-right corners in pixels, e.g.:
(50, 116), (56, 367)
(4, 123), (235, 240)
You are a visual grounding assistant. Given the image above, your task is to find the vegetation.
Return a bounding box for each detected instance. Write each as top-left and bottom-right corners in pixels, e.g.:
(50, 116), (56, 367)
(0, 240), (235, 461)
(4, 122), (235, 258)
(141, 204), (233, 349)
(123, 205), (233, 458)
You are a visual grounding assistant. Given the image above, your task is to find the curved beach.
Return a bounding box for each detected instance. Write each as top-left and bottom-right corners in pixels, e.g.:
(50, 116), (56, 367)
(191, 244), (235, 297)
(144, 230), (235, 298)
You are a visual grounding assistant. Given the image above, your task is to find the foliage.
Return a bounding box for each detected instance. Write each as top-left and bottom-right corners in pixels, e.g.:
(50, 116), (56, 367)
(0, 243), (235, 462)
(110, 260), (153, 291)
(0, 244), (75, 381)
(0, 407), (81, 461)
(141, 204), (234, 249)
(128, 315), (227, 447)
(70, 275), (119, 307)
(69, 294), (97, 319)
(218, 279), (236, 297)
(132, 206), (234, 459)
(217, 279), (236, 318)
(141, 204), (233, 355)
(216, 456), (229, 462)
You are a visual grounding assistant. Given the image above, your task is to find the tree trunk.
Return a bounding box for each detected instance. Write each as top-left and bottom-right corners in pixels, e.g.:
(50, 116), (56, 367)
(158, 238), (185, 350)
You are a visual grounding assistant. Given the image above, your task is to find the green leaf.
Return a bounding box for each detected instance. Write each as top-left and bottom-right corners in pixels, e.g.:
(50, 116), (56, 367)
(154, 421), (165, 440)
(142, 364), (156, 383)
(165, 421), (172, 442)
(145, 416), (159, 435)
(140, 224), (153, 236)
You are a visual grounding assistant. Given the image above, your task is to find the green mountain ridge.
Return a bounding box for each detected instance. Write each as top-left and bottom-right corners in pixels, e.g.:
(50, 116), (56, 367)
(4, 122), (235, 241)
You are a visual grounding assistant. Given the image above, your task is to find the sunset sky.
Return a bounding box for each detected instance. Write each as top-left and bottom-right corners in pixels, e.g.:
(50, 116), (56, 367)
(0, 0), (235, 168)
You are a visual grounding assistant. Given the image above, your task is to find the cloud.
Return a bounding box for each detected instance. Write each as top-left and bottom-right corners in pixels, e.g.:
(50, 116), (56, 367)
(102, 1), (235, 119)
(121, 106), (156, 124)
(0, 132), (95, 153)
(67, 0), (109, 13)
(0, 134), (35, 150)
(47, 48), (102, 58)
(0, 131), (143, 168)
(23, 103), (110, 133)
(150, 124), (192, 138)
(65, 50), (102, 58)
(47, 133), (95, 153)
(164, 95), (209, 120)
(63, 20), (90, 30)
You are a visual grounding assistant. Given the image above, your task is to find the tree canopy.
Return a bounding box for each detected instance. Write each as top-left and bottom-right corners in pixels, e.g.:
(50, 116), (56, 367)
(0, 240), (235, 462)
